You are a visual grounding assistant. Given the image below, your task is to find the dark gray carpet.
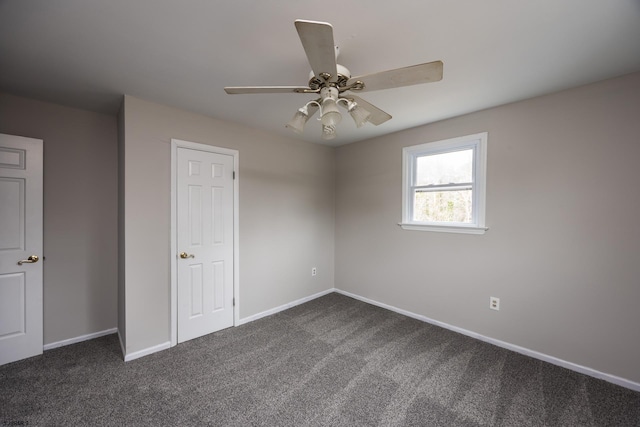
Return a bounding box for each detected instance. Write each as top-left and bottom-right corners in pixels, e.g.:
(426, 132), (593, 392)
(1, 293), (639, 426)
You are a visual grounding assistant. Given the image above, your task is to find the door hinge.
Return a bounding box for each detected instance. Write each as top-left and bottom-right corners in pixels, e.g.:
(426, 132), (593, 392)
(232, 297), (235, 306)
(232, 171), (236, 180)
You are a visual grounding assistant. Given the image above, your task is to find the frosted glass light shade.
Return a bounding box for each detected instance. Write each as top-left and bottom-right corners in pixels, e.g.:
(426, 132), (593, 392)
(322, 124), (337, 140)
(320, 98), (342, 127)
(285, 108), (309, 133)
(348, 103), (371, 128)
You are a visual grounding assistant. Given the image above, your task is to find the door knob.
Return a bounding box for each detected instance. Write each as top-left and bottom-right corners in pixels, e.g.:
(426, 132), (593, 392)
(18, 255), (39, 265)
(179, 252), (194, 259)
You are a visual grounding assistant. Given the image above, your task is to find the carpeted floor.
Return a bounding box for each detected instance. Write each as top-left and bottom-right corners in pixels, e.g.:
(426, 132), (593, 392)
(1, 293), (639, 426)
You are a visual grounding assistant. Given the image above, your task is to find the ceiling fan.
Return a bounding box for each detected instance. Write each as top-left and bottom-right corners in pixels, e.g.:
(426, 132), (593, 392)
(224, 20), (443, 140)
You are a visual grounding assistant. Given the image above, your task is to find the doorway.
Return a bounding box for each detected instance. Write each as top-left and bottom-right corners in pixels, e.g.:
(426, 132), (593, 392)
(170, 139), (239, 346)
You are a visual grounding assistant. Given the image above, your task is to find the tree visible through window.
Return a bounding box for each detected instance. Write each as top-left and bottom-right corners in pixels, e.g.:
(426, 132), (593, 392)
(413, 149), (473, 223)
(401, 133), (487, 234)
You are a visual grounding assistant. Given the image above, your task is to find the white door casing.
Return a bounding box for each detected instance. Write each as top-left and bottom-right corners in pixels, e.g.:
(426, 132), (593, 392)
(0, 134), (43, 365)
(172, 140), (238, 344)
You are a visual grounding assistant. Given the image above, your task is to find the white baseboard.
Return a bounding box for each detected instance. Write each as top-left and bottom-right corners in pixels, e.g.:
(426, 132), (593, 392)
(237, 288), (335, 326)
(335, 289), (640, 392)
(123, 341), (171, 362)
(43, 328), (117, 351)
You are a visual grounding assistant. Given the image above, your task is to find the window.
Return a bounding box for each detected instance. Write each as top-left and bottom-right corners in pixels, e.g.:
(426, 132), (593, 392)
(401, 132), (488, 234)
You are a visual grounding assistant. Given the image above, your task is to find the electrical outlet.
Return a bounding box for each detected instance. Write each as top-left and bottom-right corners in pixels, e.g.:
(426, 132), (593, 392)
(490, 297), (500, 311)
(311, 267), (317, 277)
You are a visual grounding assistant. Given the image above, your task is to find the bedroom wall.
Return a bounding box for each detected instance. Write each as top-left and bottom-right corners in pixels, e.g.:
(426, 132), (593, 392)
(121, 96), (335, 355)
(0, 92), (118, 345)
(334, 72), (640, 384)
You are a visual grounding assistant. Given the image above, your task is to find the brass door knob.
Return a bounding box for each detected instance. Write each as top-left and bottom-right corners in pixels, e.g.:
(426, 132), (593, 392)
(179, 252), (194, 259)
(18, 255), (39, 265)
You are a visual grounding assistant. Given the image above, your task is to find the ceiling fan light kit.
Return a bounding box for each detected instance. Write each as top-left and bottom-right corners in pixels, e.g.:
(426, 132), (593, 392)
(285, 107), (310, 134)
(224, 19), (444, 141)
(319, 87), (342, 127)
(322, 124), (337, 140)
(347, 100), (371, 128)
(286, 85), (375, 135)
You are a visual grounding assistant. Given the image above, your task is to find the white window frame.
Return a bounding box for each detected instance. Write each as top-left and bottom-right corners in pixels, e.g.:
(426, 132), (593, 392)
(400, 132), (488, 234)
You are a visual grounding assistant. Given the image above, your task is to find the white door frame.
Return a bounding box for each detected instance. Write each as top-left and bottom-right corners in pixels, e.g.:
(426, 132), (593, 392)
(170, 139), (239, 347)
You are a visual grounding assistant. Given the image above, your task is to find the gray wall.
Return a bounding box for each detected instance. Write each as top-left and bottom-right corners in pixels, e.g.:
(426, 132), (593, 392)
(121, 96), (335, 355)
(335, 72), (640, 383)
(0, 92), (118, 345)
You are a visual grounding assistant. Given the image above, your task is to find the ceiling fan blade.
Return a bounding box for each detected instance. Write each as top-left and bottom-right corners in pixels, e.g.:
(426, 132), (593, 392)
(346, 95), (392, 126)
(347, 60), (443, 92)
(224, 86), (311, 94)
(294, 20), (337, 79)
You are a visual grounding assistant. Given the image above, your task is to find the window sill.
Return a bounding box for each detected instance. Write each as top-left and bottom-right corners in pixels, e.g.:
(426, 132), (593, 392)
(398, 223), (488, 235)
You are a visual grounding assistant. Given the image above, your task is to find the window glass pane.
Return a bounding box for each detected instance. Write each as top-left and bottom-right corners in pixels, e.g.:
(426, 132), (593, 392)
(415, 149), (473, 186)
(413, 189), (472, 223)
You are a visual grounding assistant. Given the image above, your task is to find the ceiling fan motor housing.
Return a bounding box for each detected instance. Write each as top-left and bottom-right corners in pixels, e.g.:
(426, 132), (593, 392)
(308, 64), (351, 89)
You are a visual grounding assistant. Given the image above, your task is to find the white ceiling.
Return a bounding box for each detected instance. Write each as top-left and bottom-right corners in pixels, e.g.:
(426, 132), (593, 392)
(1, 1), (639, 146)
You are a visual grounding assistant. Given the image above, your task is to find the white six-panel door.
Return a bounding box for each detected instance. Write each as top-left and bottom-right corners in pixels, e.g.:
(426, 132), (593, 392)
(176, 146), (235, 343)
(0, 134), (43, 365)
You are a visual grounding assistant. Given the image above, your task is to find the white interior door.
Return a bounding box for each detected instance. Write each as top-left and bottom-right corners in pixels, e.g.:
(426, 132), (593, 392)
(176, 146), (234, 343)
(0, 134), (43, 365)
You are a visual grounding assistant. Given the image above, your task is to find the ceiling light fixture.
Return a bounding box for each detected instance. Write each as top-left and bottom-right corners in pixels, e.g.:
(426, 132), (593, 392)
(345, 99), (371, 128)
(286, 86), (372, 139)
(322, 124), (337, 140)
(285, 105), (311, 134)
(319, 87), (342, 128)
(227, 20), (444, 142)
